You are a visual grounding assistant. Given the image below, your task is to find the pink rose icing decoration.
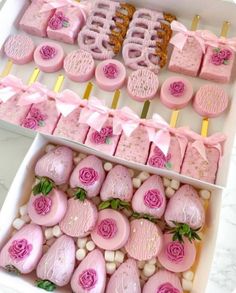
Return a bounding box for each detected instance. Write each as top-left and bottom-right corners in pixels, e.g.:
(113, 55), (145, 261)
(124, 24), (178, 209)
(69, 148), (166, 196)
(22, 117), (38, 129)
(48, 11), (69, 30)
(97, 218), (117, 239)
(103, 63), (119, 79)
(211, 53), (223, 65)
(148, 147), (171, 169)
(157, 283), (180, 293)
(79, 167), (98, 186)
(22, 108), (47, 130)
(169, 81), (185, 97)
(40, 45), (57, 60)
(79, 269), (97, 290)
(144, 189), (163, 209)
(166, 241), (184, 263)
(8, 239), (33, 261)
(30, 108), (47, 121)
(33, 196), (52, 215)
(91, 126), (113, 145)
(211, 48), (232, 65)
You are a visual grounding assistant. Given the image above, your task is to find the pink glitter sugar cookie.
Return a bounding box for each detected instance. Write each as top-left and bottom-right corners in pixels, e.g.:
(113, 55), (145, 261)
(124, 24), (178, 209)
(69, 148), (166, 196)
(91, 209), (130, 250)
(4, 34), (35, 65)
(127, 68), (159, 102)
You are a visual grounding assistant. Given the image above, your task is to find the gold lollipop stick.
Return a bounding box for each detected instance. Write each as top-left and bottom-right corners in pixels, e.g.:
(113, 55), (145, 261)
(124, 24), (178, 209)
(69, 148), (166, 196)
(221, 21), (231, 38)
(53, 75), (65, 93)
(191, 15), (201, 31)
(83, 82), (93, 100)
(1, 60), (13, 78)
(141, 100), (150, 119)
(111, 89), (120, 110)
(28, 68), (40, 86)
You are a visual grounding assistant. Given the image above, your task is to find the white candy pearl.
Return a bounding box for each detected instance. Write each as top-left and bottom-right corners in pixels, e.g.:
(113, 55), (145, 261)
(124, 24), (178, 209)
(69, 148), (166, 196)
(170, 179), (180, 190)
(138, 171), (150, 182)
(143, 263), (156, 277)
(114, 250), (125, 263)
(21, 214), (31, 223)
(133, 178), (141, 189)
(165, 187), (175, 198)
(77, 237), (88, 249)
(104, 162), (113, 171)
(19, 204), (28, 217)
(76, 248), (87, 261)
(73, 156), (82, 165)
(182, 278), (193, 291)
(45, 144), (55, 153)
(13, 218), (25, 230)
(183, 270), (194, 281)
(106, 262), (116, 274)
(52, 225), (63, 238)
(137, 261), (145, 269)
(140, 271), (148, 281)
(163, 177), (171, 187)
(79, 153), (87, 159)
(44, 228), (53, 240)
(128, 169), (135, 178)
(105, 250), (115, 262)
(199, 189), (211, 200)
(148, 258), (157, 265)
(86, 241), (95, 251)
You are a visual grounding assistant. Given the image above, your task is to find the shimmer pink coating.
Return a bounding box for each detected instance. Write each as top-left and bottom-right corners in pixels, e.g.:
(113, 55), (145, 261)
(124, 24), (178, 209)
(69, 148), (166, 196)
(34, 41), (64, 73)
(4, 34), (35, 65)
(91, 209), (130, 250)
(160, 76), (194, 110)
(127, 68), (159, 102)
(193, 84), (229, 118)
(95, 59), (126, 91)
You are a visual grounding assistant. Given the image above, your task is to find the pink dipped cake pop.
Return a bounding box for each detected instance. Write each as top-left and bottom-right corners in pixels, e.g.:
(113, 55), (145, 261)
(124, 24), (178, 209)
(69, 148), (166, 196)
(91, 209), (130, 250)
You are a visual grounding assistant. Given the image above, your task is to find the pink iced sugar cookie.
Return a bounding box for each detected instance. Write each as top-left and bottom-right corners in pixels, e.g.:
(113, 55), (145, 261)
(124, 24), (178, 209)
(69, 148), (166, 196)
(95, 59), (126, 91)
(132, 175), (166, 218)
(36, 235), (76, 287)
(125, 219), (163, 261)
(85, 118), (120, 156)
(181, 142), (220, 183)
(35, 146), (73, 186)
(19, 0), (55, 37)
(193, 84), (229, 118)
(71, 249), (106, 293)
(60, 198), (98, 237)
(169, 36), (203, 77)
(100, 165), (133, 202)
(28, 189), (67, 227)
(33, 42), (64, 73)
(199, 46), (235, 83)
(91, 209), (130, 250)
(143, 270), (183, 293)
(164, 184), (205, 230)
(70, 155), (105, 198)
(64, 49), (95, 82)
(160, 76), (194, 110)
(127, 68), (159, 102)
(0, 224), (43, 274)
(158, 233), (196, 273)
(4, 34), (35, 65)
(115, 125), (151, 164)
(106, 259), (141, 293)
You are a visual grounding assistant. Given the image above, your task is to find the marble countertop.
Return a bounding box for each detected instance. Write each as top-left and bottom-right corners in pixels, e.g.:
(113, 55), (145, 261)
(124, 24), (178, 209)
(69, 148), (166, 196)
(0, 127), (236, 293)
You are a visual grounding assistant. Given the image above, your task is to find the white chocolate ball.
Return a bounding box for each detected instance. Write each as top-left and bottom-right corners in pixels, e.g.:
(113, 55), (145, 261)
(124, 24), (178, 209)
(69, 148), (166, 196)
(163, 177), (171, 187)
(138, 171), (150, 182)
(105, 250), (115, 262)
(140, 271), (148, 281)
(183, 270), (194, 281)
(76, 248), (87, 261)
(170, 179), (180, 190)
(106, 262), (116, 275)
(13, 218), (25, 230)
(104, 162), (113, 171)
(165, 187), (175, 198)
(52, 225), (63, 238)
(19, 204), (28, 217)
(86, 240), (95, 251)
(78, 153), (87, 159)
(148, 258), (157, 265)
(133, 178), (141, 189)
(77, 237), (88, 249)
(182, 279), (193, 291)
(44, 228), (53, 240)
(199, 189), (211, 200)
(73, 156), (82, 165)
(114, 250), (125, 263)
(143, 263), (156, 277)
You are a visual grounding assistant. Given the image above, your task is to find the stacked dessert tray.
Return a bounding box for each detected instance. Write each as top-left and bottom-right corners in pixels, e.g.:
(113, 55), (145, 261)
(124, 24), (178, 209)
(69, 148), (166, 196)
(0, 0), (235, 292)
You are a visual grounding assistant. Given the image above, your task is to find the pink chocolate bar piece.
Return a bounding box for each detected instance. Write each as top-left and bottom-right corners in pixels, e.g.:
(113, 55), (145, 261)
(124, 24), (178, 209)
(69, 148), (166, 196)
(115, 125), (150, 164)
(168, 36), (203, 77)
(19, 0), (55, 37)
(199, 46), (235, 83)
(85, 118), (120, 156)
(181, 142), (220, 183)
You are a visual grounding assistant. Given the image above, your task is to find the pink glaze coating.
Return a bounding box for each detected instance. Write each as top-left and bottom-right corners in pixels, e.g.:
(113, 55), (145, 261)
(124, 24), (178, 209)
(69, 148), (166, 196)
(4, 34), (35, 65)
(36, 235), (76, 286)
(125, 219), (163, 261)
(28, 189), (67, 227)
(193, 84), (229, 118)
(35, 146), (73, 185)
(95, 59), (126, 91)
(59, 198), (98, 237)
(34, 42), (64, 73)
(0, 224), (43, 274)
(91, 209), (130, 250)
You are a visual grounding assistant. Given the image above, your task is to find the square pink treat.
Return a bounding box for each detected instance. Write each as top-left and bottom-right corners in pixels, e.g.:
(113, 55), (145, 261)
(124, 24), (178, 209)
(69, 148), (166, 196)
(53, 107), (89, 143)
(20, 0), (55, 37)
(168, 36), (203, 77)
(115, 125), (150, 164)
(199, 46), (235, 83)
(47, 6), (85, 44)
(85, 118), (120, 156)
(181, 142), (220, 183)
(147, 136), (188, 173)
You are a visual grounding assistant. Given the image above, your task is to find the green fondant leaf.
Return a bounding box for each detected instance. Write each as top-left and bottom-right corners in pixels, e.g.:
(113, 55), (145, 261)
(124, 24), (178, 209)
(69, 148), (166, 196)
(167, 221), (202, 243)
(214, 47), (221, 52)
(5, 265), (21, 275)
(36, 279), (56, 291)
(165, 162), (172, 169)
(98, 200), (111, 210)
(223, 60), (229, 65)
(38, 120), (45, 127)
(32, 177), (54, 196)
(74, 187), (87, 201)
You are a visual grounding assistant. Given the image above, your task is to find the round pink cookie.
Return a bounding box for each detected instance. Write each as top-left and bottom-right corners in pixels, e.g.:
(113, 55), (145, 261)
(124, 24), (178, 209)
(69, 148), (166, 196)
(34, 41), (64, 73)
(27, 189), (67, 227)
(125, 219), (163, 261)
(64, 49), (95, 82)
(4, 34), (35, 65)
(127, 68), (159, 102)
(91, 209), (130, 250)
(193, 84), (229, 118)
(160, 76), (194, 110)
(143, 269), (183, 293)
(158, 233), (196, 273)
(95, 59), (126, 92)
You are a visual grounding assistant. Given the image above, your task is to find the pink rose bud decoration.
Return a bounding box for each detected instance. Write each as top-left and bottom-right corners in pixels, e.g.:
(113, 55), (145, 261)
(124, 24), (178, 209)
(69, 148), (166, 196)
(169, 81), (185, 97)
(39, 45), (57, 60)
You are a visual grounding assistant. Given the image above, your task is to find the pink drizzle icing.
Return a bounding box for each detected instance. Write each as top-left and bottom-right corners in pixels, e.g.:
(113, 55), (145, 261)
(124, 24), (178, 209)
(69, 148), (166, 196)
(79, 167), (98, 186)
(166, 241), (185, 263)
(103, 63), (119, 79)
(8, 239), (33, 261)
(79, 269), (97, 290)
(148, 147), (171, 169)
(211, 48), (232, 65)
(144, 189), (163, 209)
(157, 283), (180, 293)
(97, 218), (117, 239)
(48, 11), (69, 30)
(169, 81), (185, 97)
(91, 126), (113, 144)
(33, 196), (52, 215)
(40, 45), (57, 60)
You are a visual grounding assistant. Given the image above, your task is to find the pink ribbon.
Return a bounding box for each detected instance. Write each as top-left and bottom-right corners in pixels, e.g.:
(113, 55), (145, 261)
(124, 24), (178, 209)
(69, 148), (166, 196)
(18, 82), (49, 106)
(200, 30), (236, 51)
(0, 75), (26, 103)
(170, 20), (206, 53)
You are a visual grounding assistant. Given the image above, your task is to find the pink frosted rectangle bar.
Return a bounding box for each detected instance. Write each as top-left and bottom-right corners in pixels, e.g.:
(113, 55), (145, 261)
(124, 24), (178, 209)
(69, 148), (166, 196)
(168, 36), (203, 77)
(85, 118), (120, 156)
(115, 125), (150, 164)
(199, 46), (235, 83)
(19, 0), (55, 37)
(181, 142), (220, 183)
(53, 107), (89, 143)
(147, 136), (188, 173)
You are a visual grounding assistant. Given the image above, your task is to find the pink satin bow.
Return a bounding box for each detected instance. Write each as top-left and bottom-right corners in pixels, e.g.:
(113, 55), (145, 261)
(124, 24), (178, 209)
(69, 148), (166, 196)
(200, 30), (236, 51)
(0, 75), (26, 103)
(18, 82), (49, 106)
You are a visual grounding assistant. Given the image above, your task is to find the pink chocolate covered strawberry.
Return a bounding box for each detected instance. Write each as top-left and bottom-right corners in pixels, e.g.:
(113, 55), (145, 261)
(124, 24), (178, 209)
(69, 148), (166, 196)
(0, 224), (43, 274)
(71, 249), (106, 293)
